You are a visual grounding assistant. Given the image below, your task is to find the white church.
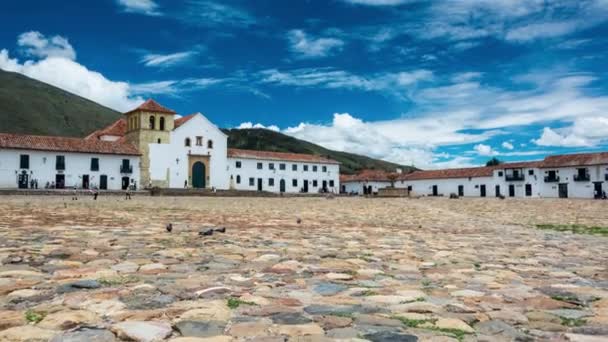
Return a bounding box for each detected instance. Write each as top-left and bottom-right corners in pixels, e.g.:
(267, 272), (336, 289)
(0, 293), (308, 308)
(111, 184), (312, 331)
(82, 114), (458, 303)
(0, 99), (340, 193)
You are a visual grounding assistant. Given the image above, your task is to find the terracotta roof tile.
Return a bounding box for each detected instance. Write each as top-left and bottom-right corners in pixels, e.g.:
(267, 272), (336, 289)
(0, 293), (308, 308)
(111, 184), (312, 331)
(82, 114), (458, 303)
(340, 169), (397, 182)
(0, 133), (140, 156)
(541, 152), (608, 168)
(228, 148), (339, 164)
(499, 161), (543, 169)
(125, 99), (177, 115)
(85, 119), (127, 140)
(403, 166), (495, 181)
(174, 114), (196, 129)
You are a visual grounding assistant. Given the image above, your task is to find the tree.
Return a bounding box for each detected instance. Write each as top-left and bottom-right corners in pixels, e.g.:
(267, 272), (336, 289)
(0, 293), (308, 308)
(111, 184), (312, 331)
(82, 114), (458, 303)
(486, 157), (503, 167)
(387, 173), (398, 188)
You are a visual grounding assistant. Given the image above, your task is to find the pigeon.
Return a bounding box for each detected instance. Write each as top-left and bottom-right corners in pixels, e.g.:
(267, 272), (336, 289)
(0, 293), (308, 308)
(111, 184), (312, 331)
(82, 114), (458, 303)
(166, 223), (173, 233)
(214, 227), (226, 233)
(296, 218), (302, 224)
(199, 229), (214, 236)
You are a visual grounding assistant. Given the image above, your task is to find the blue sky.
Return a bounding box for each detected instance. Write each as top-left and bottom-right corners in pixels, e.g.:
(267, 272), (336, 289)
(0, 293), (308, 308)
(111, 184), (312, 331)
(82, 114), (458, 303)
(1, 0), (607, 169)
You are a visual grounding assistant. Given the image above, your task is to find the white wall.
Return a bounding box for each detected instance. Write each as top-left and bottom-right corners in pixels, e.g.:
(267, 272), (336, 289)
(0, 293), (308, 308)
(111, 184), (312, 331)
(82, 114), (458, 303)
(342, 181), (391, 194)
(539, 165), (608, 198)
(227, 158), (340, 193)
(148, 114), (229, 189)
(399, 176), (495, 197)
(491, 168), (541, 198)
(0, 149), (140, 190)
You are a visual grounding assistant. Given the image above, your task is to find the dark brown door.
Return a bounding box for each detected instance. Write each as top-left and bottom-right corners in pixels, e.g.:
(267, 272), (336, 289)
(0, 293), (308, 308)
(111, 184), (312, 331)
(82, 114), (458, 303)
(558, 183), (568, 198)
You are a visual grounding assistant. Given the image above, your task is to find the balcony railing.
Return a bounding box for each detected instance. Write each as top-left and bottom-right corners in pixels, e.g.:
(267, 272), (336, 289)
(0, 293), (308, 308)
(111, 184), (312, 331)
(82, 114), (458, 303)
(120, 165), (133, 174)
(505, 174), (525, 181)
(573, 174), (590, 182)
(544, 176), (560, 183)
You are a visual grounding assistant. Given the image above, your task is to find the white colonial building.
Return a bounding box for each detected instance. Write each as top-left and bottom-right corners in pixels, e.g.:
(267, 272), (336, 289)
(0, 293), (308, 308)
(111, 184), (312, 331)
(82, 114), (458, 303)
(227, 149), (340, 193)
(0, 133), (140, 190)
(0, 99), (340, 193)
(343, 153), (608, 199)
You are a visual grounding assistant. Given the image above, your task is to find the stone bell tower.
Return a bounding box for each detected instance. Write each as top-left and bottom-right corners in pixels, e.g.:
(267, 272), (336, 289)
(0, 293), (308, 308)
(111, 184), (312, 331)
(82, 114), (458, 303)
(124, 99), (176, 187)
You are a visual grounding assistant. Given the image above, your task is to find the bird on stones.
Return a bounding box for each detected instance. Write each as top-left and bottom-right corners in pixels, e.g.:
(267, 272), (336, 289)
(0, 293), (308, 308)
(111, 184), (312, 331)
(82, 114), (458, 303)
(199, 228), (214, 236)
(166, 223), (173, 233)
(214, 227), (226, 233)
(296, 217), (302, 224)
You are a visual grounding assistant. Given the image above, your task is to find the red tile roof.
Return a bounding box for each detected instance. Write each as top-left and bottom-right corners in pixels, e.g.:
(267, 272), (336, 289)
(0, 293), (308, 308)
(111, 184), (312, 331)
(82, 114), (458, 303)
(499, 161), (543, 169)
(340, 169), (397, 183)
(403, 166), (495, 181)
(174, 114), (196, 129)
(541, 152), (608, 168)
(85, 118), (127, 140)
(228, 148), (339, 164)
(0, 133), (140, 156)
(124, 99), (177, 115)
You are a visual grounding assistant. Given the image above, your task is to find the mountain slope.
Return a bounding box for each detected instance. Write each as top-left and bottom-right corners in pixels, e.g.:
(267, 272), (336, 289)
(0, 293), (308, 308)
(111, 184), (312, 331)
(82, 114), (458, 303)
(224, 128), (416, 174)
(0, 69), (121, 137)
(0, 69), (416, 174)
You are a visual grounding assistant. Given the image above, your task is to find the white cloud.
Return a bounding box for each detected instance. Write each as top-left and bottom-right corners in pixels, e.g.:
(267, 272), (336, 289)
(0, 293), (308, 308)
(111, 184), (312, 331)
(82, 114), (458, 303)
(341, 0), (411, 5)
(17, 31), (76, 60)
(533, 127), (591, 147)
(236, 122), (280, 132)
(0, 49), (142, 112)
(505, 21), (580, 42)
(287, 30), (344, 59)
(140, 51), (197, 67)
(130, 78), (223, 95)
(181, 1), (255, 27)
(533, 117), (608, 147)
(501, 141), (514, 150)
(116, 0), (161, 16)
(474, 144), (499, 156)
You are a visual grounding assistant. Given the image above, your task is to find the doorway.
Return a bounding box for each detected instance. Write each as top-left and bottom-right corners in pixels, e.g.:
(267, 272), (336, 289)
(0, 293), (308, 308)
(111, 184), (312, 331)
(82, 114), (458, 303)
(55, 174), (65, 189)
(257, 178), (263, 191)
(480, 184), (486, 197)
(18, 171), (29, 189)
(558, 183), (568, 198)
(82, 175), (89, 189)
(432, 185), (438, 196)
(593, 182), (603, 199)
(458, 185), (464, 197)
(121, 177), (130, 190)
(495, 185), (501, 197)
(322, 180), (327, 192)
(280, 179), (286, 193)
(192, 162), (206, 188)
(525, 184), (532, 197)
(100, 175), (108, 190)
(508, 184), (515, 197)
(303, 180), (309, 193)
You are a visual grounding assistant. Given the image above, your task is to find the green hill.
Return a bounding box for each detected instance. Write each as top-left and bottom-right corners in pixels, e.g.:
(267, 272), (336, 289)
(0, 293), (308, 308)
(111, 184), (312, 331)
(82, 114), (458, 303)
(224, 128), (416, 174)
(0, 69), (416, 174)
(0, 69), (121, 137)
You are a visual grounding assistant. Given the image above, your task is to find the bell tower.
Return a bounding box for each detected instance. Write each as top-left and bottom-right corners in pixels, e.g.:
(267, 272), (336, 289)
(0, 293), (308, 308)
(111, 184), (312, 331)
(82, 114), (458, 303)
(124, 99), (176, 187)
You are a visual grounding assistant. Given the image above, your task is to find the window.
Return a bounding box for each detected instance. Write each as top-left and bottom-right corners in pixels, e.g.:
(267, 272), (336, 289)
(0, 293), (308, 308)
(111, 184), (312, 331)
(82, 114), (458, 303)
(249, 177), (254, 186)
(236, 161), (242, 168)
(90, 158), (99, 171)
(159, 117), (165, 131)
(313, 180), (318, 187)
(313, 165), (318, 172)
(236, 175), (241, 184)
(269, 178), (275, 186)
(528, 169), (534, 175)
(196, 136), (202, 146)
(207, 140), (213, 149)
(269, 163), (275, 170)
(322, 166), (327, 172)
(56, 156), (65, 170)
(498, 171), (503, 177)
(329, 180), (335, 187)
(292, 164), (298, 171)
(185, 138), (191, 147)
(257, 162), (263, 170)
(149, 116), (155, 130)
(292, 179), (298, 187)
(279, 163), (286, 170)
(303, 165), (309, 171)
(19, 155), (29, 169)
